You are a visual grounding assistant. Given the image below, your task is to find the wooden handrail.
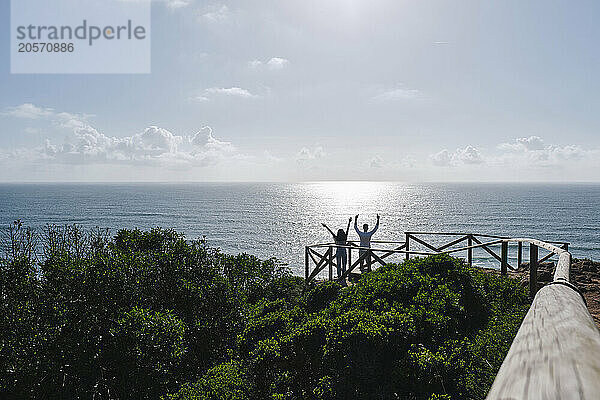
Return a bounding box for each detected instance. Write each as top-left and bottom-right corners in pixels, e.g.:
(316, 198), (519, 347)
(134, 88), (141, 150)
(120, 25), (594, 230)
(486, 238), (600, 399)
(404, 231), (570, 246)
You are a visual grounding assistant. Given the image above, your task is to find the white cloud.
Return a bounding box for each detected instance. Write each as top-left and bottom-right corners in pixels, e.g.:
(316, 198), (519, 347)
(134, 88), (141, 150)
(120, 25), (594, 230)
(497, 136), (590, 167)
(248, 57), (290, 71)
(200, 4), (230, 22)
(5, 121), (240, 169)
(193, 95), (210, 102)
(3, 104), (54, 119)
(248, 60), (263, 69)
(3, 104), (92, 127)
(206, 87), (257, 98)
(372, 86), (421, 102)
(431, 145), (484, 167)
(296, 145), (325, 163)
(200, 87), (259, 100)
(400, 155), (418, 169)
(430, 137), (595, 171)
(191, 126), (235, 152)
(456, 145), (484, 164)
(267, 57), (289, 70)
(499, 136), (545, 151)
(431, 149), (453, 167)
(263, 150), (283, 163)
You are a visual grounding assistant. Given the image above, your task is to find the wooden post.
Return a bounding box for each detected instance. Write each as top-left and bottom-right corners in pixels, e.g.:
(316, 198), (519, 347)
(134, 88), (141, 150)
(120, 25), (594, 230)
(305, 246), (309, 281)
(328, 246), (333, 281)
(501, 241), (508, 275)
(367, 249), (372, 273)
(405, 233), (410, 261)
(563, 243), (569, 251)
(347, 246), (352, 275)
(530, 244), (538, 298)
(467, 235), (473, 266)
(517, 242), (522, 268)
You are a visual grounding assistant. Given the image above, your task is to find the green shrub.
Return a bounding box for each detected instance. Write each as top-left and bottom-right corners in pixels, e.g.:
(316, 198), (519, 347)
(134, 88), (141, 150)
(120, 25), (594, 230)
(0, 224), (528, 400)
(302, 280), (341, 313)
(105, 307), (186, 398)
(230, 254), (529, 399)
(166, 361), (249, 400)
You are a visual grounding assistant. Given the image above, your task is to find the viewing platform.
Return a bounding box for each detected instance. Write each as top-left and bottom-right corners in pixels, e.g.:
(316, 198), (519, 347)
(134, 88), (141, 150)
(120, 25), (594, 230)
(305, 232), (569, 296)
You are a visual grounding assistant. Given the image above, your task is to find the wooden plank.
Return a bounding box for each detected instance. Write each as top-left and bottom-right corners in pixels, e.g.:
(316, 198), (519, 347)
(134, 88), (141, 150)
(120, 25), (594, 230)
(471, 236), (503, 263)
(518, 241), (523, 268)
(405, 233), (410, 260)
(307, 248), (321, 267)
(328, 246), (333, 281)
(348, 246), (352, 271)
(509, 238), (567, 256)
(347, 251), (364, 272)
(530, 244), (538, 298)
(339, 249), (370, 280)
(305, 247), (309, 281)
(370, 250), (387, 267)
(442, 239), (504, 254)
(405, 231), (494, 237)
(306, 247), (331, 283)
(486, 284), (600, 400)
(379, 243), (407, 259)
(437, 235), (469, 251)
(467, 235), (473, 266)
(401, 233), (568, 247)
(409, 234), (442, 253)
(501, 241), (508, 275)
(405, 231), (509, 240)
(538, 250), (557, 264)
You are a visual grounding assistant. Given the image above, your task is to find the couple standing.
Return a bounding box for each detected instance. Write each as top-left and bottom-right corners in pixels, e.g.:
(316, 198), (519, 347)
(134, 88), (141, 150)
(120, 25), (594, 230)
(322, 214), (380, 278)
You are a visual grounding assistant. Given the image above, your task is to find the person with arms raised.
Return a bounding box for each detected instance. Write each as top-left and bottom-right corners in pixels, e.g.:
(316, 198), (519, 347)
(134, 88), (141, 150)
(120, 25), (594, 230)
(354, 214), (380, 273)
(322, 217), (353, 282)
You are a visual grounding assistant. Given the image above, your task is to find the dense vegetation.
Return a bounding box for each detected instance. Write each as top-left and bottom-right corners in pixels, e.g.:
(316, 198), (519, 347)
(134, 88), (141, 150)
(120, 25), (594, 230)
(0, 222), (530, 399)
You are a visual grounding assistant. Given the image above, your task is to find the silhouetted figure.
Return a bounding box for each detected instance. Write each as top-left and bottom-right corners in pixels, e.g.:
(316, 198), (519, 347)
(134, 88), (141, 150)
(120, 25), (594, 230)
(354, 214), (380, 273)
(322, 217), (352, 280)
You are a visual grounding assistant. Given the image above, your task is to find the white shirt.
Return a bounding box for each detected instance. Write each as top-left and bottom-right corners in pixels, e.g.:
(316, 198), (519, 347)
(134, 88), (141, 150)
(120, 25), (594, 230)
(354, 220), (379, 249)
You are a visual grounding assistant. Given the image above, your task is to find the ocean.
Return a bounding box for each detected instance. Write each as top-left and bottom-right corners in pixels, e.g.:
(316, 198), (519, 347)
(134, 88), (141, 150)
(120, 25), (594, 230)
(1, 182), (598, 275)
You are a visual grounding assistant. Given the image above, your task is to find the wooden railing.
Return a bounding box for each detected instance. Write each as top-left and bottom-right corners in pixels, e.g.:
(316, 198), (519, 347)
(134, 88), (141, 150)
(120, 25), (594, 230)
(305, 232), (569, 298)
(305, 232), (600, 398)
(485, 238), (600, 399)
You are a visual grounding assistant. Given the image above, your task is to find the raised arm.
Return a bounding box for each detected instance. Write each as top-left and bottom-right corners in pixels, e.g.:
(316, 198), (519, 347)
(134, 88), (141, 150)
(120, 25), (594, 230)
(369, 214), (380, 234)
(345, 217), (352, 236)
(321, 223), (335, 238)
(354, 214), (360, 234)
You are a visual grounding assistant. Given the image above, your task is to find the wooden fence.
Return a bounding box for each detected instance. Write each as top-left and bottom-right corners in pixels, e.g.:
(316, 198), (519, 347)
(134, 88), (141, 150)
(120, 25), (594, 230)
(305, 232), (568, 297)
(305, 232), (600, 398)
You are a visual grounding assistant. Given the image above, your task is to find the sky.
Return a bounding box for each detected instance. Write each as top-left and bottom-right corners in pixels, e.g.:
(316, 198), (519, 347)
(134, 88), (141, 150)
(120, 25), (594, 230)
(1, 0), (600, 182)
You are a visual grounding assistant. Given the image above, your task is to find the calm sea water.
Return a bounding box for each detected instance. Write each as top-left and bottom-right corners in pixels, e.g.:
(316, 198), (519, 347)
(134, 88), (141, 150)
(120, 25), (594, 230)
(1, 182), (598, 275)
